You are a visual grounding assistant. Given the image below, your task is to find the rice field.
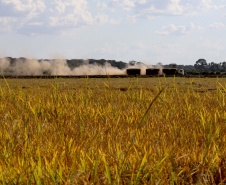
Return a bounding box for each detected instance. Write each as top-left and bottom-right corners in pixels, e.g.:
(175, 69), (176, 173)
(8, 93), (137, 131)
(0, 77), (225, 184)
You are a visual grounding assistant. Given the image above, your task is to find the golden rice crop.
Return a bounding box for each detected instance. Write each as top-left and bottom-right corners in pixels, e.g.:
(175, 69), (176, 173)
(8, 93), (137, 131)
(0, 77), (225, 184)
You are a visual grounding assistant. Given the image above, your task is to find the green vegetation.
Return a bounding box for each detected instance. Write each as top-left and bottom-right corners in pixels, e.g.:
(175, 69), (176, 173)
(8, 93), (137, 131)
(0, 77), (225, 184)
(162, 59), (226, 75)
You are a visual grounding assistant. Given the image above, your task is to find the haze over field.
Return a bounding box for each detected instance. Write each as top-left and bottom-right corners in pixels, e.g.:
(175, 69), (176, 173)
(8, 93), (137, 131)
(0, 58), (124, 75)
(0, 0), (225, 65)
(0, 57), (154, 75)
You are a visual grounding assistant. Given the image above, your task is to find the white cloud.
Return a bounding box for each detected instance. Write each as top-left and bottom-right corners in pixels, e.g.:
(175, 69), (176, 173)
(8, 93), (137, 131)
(0, 0), (226, 35)
(2, 0), (46, 19)
(95, 14), (109, 23)
(137, 0), (146, 5)
(199, 0), (226, 10)
(95, 13), (119, 24)
(96, 0), (108, 9)
(109, 0), (186, 18)
(28, 22), (44, 26)
(0, 17), (17, 32)
(155, 23), (195, 35)
(110, 0), (135, 11)
(210, 22), (225, 29)
(134, 0), (185, 16)
(48, 0), (119, 27)
(107, 0), (226, 21)
(54, 0), (66, 14)
(167, 0), (184, 15)
(49, 0), (94, 27)
(126, 15), (139, 23)
(30, 33), (40, 36)
(0, 0), (116, 34)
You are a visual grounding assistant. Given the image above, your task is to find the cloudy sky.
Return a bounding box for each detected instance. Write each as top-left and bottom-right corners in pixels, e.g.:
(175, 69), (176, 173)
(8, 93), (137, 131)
(0, 0), (225, 65)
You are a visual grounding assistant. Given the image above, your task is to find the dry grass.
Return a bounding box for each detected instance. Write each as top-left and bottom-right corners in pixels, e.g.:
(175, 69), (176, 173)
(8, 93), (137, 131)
(0, 77), (226, 184)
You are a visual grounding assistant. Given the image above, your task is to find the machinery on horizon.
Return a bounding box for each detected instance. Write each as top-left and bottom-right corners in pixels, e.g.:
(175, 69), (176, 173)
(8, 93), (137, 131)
(126, 68), (184, 76)
(162, 68), (184, 75)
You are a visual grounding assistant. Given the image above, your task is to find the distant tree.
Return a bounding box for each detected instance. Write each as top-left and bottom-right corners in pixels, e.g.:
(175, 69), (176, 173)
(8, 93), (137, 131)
(194, 59), (208, 72)
(195, 59), (207, 66)
(216, 71), (221, 75)
(209, 62), (222, 72)
(107, 60), (127, 69)
(136, 62), (145, 65)
(222, 62), (226, 71)
(156, 62), (163, 66)
(168, 63), (177, 68)
(202, 71), (210, 75)
(210, 62), (214, 66)
(129, 60), (136, 66)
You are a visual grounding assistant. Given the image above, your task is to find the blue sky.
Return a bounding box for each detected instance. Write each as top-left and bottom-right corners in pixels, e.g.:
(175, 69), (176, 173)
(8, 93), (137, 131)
(0, 0), (225, 65)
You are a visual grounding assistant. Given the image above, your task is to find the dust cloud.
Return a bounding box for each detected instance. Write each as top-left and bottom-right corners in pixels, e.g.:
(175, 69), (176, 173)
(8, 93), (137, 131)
(127, 63), (153, 75)
(0, 58), (127, 76)
(0, 57), (161, 76)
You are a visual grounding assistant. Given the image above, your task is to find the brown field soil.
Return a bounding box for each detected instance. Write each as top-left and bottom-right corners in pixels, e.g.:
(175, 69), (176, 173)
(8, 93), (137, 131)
(0, 77), (225, 184)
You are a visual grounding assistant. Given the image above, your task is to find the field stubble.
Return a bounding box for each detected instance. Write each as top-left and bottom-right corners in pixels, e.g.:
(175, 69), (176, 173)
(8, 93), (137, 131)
(0, 77), (226, 184)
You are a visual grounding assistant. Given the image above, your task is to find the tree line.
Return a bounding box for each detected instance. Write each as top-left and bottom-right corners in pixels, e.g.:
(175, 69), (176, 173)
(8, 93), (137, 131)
(164, 59), (226, 75)
(129, 59), (226, 75)
(1, 57), (226, 75)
